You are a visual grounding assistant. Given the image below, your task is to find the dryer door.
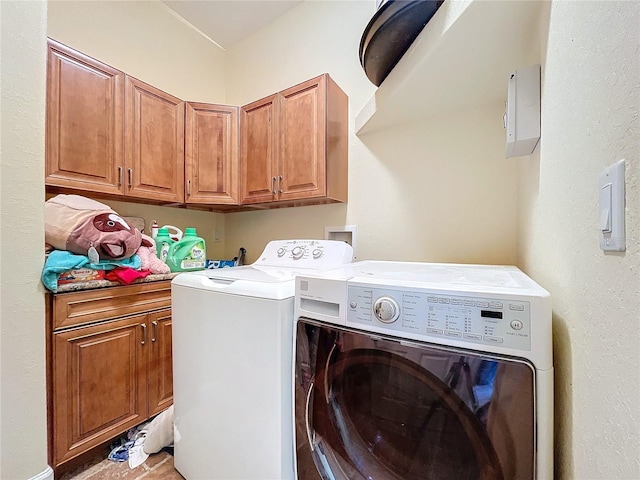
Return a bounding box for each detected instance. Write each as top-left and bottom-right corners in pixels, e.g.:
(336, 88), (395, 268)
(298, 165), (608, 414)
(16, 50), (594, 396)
(294, 319), (536, 480)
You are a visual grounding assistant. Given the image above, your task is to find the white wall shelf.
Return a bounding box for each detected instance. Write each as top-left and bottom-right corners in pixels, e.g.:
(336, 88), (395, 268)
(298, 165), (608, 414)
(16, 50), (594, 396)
(355, 0), (545, 135)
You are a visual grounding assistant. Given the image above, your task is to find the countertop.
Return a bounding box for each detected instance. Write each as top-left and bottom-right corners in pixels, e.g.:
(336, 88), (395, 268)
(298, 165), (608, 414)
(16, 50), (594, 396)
(55, 272), (182, 293)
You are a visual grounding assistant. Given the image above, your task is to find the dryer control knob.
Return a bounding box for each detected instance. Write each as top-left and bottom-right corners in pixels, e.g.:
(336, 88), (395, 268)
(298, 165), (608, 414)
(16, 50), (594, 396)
(292, 246), (305, 259)
(277, 247), (286, 257)
(312, 248), (323, 259)
(373, 297), (400, 324)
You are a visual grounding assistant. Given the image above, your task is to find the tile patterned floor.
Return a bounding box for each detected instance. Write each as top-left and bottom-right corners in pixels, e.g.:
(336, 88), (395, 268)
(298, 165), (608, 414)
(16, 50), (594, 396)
(61, 449), (184, 480)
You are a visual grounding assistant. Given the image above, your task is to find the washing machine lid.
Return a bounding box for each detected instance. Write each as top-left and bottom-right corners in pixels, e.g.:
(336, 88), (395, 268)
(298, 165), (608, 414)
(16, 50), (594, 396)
(171, 265), (318, 300)
(311, 260), (549, 297)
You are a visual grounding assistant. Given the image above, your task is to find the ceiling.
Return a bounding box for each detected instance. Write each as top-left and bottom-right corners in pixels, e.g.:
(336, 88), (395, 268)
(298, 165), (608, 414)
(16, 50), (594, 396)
(162, 0), (304, 49)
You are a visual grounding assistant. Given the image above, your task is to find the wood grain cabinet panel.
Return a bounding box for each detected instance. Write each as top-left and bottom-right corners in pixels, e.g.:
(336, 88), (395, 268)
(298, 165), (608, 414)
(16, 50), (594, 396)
(278, 77), (326, 201)
(240, 95), (279, 204)
(148, 309), (173, 416)
(185, 102), (239, 205)
(125, 76), (185, 203)
(47, 282), (173, 473)
(52, 314), (148, 467)
(240, 74), (348, 207)
(46, 39), (124, 195)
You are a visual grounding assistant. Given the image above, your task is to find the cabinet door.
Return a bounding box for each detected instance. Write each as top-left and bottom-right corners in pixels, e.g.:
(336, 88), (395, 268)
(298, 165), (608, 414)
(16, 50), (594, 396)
(52, 314), (148, 467)
(46, 39), (124, 195)
(125, 76), (185, 203)
(185, 102), (239, 205)
(148, 309), (174, 417)
(278, 76), (326, 201)
(240, 94), (279, 204)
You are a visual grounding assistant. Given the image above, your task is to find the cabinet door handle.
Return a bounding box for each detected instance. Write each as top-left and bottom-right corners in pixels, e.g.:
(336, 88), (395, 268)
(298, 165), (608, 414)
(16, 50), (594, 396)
(128, 168), (133, 189)
(187, 179), (191, 196)
(271, 176), (277, 195)
(151, 321), (158, 342)
(141, 323), (147, 345)
(117, 166), (123, 187)
(278, 175), (283, 194)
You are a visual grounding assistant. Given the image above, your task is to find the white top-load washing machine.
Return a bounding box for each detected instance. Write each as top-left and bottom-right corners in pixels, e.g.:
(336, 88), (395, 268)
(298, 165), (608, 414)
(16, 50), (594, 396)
(171, 239), (353, 480)
(294, 261), (553, 480)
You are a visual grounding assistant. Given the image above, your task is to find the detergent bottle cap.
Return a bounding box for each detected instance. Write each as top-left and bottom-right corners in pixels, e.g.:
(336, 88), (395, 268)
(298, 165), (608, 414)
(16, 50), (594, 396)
(185, 227), (197, 236)
(157, 228), (170, 236)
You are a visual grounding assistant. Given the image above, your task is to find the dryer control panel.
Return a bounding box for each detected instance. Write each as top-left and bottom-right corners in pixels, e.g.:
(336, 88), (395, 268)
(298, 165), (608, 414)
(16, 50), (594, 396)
(347, 285), (531, 351)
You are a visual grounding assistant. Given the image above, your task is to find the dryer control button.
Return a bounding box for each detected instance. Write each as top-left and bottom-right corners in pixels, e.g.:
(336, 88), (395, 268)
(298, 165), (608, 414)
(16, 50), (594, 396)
(373, 297), (399, 324)
(484, 335), (504, 344)
(510, 320), (524, 330)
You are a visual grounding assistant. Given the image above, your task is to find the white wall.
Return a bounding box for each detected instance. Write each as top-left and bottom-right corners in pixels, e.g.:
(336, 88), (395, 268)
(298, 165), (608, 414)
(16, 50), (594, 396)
(519, 1), (640, 478)
(0, 1), (50, 478)
(224, 0), (518, 265)
(47, 0), (229, 256)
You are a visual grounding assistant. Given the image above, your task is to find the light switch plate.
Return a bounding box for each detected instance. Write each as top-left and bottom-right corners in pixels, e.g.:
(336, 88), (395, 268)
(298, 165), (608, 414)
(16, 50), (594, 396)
(598, 159), (626, 251)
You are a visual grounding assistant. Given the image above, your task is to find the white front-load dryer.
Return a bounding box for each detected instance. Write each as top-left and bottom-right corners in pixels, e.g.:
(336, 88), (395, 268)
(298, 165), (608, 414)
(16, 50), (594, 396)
(294, 261), (553, 480)
(171, 240), (352, 480)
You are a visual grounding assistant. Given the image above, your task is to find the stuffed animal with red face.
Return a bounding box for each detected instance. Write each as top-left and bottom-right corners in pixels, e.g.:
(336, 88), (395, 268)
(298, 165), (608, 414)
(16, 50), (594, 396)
(45, 194), (150, 261)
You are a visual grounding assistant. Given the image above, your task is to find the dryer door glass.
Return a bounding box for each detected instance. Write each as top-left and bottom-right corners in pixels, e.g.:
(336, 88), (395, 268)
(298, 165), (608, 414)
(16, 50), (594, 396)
(295, 320), (536, 480)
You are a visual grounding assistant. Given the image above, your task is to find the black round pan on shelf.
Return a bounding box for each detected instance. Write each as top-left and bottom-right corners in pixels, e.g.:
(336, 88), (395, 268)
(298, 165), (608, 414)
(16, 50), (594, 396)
(359, 0), (444, 87)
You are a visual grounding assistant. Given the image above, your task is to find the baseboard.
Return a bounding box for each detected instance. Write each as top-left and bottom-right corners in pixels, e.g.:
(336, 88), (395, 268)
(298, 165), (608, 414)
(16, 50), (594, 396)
(30, 466), (53, 480)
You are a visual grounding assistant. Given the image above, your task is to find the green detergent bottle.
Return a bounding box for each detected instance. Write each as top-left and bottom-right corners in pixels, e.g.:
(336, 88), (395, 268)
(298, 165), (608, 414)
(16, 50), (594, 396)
(166, 227), (206, 272)
(155, 228), (175, 263)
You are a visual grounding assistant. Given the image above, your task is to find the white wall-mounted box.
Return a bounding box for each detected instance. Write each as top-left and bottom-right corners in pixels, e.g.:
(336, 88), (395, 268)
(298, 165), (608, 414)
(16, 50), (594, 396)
(505, 64), (541, 158)
(325, 225), (357, 260)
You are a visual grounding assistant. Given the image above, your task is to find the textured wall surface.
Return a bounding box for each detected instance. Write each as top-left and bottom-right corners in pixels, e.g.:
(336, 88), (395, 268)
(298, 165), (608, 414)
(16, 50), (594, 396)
(518, 2), (640, 478)
(0, 1), (50, 478)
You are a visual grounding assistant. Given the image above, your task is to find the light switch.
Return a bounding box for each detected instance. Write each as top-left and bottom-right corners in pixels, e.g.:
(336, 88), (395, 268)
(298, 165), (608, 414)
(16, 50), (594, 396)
(599, 184), (612, 233)
(598, 159), (626, 251)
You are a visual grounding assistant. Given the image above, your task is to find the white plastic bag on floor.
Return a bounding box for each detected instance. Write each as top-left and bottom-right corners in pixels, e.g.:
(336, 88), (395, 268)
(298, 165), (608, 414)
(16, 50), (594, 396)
(143, 405), (174, 454)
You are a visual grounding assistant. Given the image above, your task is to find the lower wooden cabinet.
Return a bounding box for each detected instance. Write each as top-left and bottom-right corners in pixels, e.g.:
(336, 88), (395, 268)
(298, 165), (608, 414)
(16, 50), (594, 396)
(148, 309), (173, 417)
(47, 282), (173, 471)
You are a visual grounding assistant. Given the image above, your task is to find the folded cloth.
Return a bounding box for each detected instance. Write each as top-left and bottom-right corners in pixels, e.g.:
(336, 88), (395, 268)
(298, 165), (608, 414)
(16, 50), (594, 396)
(42, 250), (142, 292)
(105, 267), (151, 285)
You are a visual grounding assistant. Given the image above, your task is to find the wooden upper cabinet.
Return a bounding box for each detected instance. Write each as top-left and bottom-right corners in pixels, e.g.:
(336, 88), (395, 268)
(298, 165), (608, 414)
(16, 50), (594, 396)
(240, 74), (348, 206)
(240, 94), (279, 204)
(185, 102), (239, 205)
(46, 39), (186, 205)
(278, 76), (326, 201)
(46, 39), (124, 195)
(125, 76), (185, 203)
(45, 40), (347, 210)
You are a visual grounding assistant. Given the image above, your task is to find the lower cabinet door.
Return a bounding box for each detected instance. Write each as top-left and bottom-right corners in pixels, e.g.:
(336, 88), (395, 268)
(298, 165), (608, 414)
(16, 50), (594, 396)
(148, 308), (174, 416)
(52, 314), (148, 467)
